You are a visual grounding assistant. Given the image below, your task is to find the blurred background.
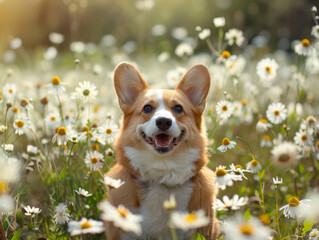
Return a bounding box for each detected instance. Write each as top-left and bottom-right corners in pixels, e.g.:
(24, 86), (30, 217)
(0, 0), (317, 57)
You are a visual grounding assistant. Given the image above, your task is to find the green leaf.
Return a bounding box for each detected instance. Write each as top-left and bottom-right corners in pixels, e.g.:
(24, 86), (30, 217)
(302, 217), (314, 233)
(196, 233), (207, 240)
(11, 230), (22, 240)
(243, 208), (252, 220)
(59, 167), (67, 181)
(3, 218), (8, 231)
(258, 169), (266, 180)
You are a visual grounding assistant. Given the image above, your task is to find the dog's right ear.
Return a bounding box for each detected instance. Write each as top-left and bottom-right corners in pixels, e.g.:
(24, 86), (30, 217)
(114, 63), (149, 109)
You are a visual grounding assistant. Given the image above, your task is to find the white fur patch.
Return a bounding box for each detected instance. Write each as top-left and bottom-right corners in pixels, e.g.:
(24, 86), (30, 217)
(124, 147), (199, 185)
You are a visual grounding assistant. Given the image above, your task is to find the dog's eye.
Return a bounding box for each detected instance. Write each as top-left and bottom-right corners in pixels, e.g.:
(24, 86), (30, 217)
(173, 104), (183, 114)
(143, 104), (153, 114)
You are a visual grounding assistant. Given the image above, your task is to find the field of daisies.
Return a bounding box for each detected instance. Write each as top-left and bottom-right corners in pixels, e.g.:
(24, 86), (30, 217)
(1, 3), (319, 240)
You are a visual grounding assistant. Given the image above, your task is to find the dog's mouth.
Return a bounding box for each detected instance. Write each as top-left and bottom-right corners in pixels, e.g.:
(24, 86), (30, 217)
(141, 131), (185, 154)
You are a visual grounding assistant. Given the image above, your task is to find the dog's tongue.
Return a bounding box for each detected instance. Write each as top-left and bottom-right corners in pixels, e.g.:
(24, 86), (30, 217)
(155, 134), (170, 147)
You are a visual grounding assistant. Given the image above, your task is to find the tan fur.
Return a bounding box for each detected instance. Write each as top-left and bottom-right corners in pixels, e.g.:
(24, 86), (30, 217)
(105, 63), (219, 240)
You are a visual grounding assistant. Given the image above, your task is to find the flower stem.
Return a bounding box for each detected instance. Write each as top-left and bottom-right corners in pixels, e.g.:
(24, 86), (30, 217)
(275, 187), (282, 238)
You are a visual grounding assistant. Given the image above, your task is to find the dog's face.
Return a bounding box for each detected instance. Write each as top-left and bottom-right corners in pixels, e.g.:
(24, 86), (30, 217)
(114, 63), (210, 157)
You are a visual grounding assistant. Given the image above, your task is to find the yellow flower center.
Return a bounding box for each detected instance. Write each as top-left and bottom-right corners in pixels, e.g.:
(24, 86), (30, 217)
(20, 99), (29, 107)
(13, 107), (19, 113)
(216, 168), (227, 177)
(52, 76), (61, 85)
(241, 99), (247, 106)
(222, 137), (230, 146)
(258, 214), (270, 226)
(91, 143), (99, 151)
(259, 119), (268, 123)
(50, 116), (56, 121)
(106, 129), (112, 135)
(235, 164), (243, 170)
(301, 39), (310, 47)
(91, 157), (98, 164)
(59, 212), (63, 216)
(93, 105), (100, 112)
(80, 221), (92, 229)
(86, 131), (93, 137)
(251, 160), (258, 167)
(15, 120), (24, 128)
(117, 207), (128, 218)
(222, 51), (231, 59)
(222, 105), (228, 112)
(265, 66), (271, 73)
(262, 135), (270, 141)
(301, 134), (308, 141)
(8, 89), (13, 94)
(0, 181), (8, 194)
(274, 110), (280, 116)
(57, 127), (67, 136)
(306, 115), (316, 124)
(82, 126), (88, 132)
(278, 154), (290, 162)
(289, 196), (300, 207)
(185, 213), (197, 223)
(239, 223), (254, 236)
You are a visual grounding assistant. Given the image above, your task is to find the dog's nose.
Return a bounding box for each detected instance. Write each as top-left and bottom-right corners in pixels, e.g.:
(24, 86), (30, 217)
(156, 117), (172, 131)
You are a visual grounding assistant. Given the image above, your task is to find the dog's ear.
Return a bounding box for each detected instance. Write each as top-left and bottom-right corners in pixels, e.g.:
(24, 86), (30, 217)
(176, 64), (210, 112)
(114, 63), (149, 109)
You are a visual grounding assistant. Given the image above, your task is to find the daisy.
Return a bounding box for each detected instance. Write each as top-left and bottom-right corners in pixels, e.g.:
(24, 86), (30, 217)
(84, 151), (104, 171)
(2, 83), (17, 99)
(3, 144), (14, 152)
(266, 102), (287, 124)
(49, 32), (64, 44)
(217, 137), (236, 152)
(225, 28), (245, 46)
(221, 50), (231, 60)
(260, 135), (272, 147)
(24, 205), (41, 217)
(52, 127), (69, 146)
(271, 142), (299, 168)
(216, 100), (234, 120)
(13, 117), (31, 135)
(175, 42), (194, 57)
(215, 166), (242, 190)
(212, 194), (248, 211)
(68, 218), (104, 236)
(20, 98), (33, 111)
(213, 17), (225, 27)
(99, 200), (142, 235)
(0, 125), (7, 133)
(311, 25), (319, 39)
(309, 228), (319, 240)
(170, 209), (209, 231)
(198, 29), (211, 40)
(279, 196), (311, 219)
(294, 130), (313, 147)
(0, 194), (15, 214)
(45, 112), (60, 130)
(167, 69), (182, 87)
(228, 164), (250, 179)
(222, 215), (272, 240)
(71, 81), (98, 102)
(90, 132), (106, 145)
(256, 58), (279, 82)
(53, 203), (70, 224)
(163, 194), (177, 210)
(48, 76), (66, 95)
(246, 159), (262, 174)
(104, 176), (125, 189)
(272, 177), (283, 185)
(294, 39), (312, 56)
(75, 187), (93, 197)
(98, 120), (119, 144)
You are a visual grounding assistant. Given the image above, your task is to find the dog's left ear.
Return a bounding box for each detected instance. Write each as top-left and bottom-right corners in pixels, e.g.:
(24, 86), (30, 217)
(176, 64), (210, 112)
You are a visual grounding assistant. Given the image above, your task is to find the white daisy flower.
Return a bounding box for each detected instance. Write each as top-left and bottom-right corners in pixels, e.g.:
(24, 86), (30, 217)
(198, 29), (211, 40)
(104, 176), (125, 189)
(213, 17), (225, 27)
(68, 218), (104, 236)
(311, 25), (319, 39)
(90, 132), (106, 145)
(75, 187), (93, 197)
(279, 196), (311, 219)
(24, 205), (41, 217)
(256, 58), (279, 82)
(228, 164), (250, 179)
(3, 83), (17, 99)
(272, 177), (283, 185)
(309, 228), (319, 240)
(98, 120), (119, 144)
(71, 81), (98, 103)
(84, 151), (104, 171)
(260, 135), (272, 147)
(47, 76), (66, 95)
(216, 100), (234, 120)
(225, 28), (245, 46)
(0, 194), (15, 214)
(217, 137), (236, 152)
(294, 39), (313, 56)
(45, 112), (60, 130)
(222, 215), (272, 240)
(99, 200), (143, 235)
(212, 194), (248, 211)
(13, 117), (31, 135)
(3, 144), (14, 152)
(20, 98), (33, 111)
(49, 32), (65, 44)
(294, 130), (313, 147)
(53, 203), (70, 224)
(246, 159), (262, 174)
(52, 127), (69, 146)
(271, 142), (299, 168)
(175, 42), (194, 57)
(266, 102), (287, 125)
(215, 166), (242, 190)
(170, 209), (210, 231)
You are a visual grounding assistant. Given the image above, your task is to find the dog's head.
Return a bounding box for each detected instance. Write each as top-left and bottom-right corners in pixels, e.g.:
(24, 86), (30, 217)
(113, 63), (210, 159)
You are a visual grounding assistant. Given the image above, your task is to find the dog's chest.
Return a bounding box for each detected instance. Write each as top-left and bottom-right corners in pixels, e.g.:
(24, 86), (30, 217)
(138, 181), (194, 239)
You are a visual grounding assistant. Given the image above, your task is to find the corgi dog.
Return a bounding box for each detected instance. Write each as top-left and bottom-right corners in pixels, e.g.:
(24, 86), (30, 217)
(106, 63), (219, 239)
